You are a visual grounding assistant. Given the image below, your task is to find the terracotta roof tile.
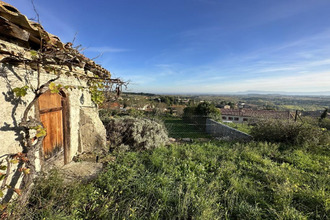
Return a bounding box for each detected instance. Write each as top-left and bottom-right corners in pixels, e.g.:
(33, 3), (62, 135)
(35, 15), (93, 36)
(221, 109), (290, 119)
(0, 1), (110, 78)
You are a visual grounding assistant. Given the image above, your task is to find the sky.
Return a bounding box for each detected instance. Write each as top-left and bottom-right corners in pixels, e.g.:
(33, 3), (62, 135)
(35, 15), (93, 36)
(7, 0), (330, 95)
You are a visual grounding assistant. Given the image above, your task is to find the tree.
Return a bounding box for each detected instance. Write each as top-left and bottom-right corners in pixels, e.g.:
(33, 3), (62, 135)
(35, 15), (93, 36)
(195, 102), (221, 117)
(320, 108), (328, 120)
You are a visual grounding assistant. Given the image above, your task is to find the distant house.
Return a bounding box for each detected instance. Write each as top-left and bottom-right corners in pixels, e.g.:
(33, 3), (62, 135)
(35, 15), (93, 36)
(221, 109), (291, 123)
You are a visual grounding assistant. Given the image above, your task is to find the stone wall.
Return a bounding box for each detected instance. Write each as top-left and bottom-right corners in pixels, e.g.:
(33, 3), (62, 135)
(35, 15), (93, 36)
(205, 118), (252, 141)
(0, 62), (106, 202)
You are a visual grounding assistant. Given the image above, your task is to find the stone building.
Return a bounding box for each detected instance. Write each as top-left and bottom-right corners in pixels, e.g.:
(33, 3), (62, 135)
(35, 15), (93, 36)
(0, 1), (110, 201)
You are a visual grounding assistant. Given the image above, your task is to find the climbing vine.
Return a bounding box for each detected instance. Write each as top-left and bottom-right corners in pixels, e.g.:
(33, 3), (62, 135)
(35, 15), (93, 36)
(0, 27), (126, 216)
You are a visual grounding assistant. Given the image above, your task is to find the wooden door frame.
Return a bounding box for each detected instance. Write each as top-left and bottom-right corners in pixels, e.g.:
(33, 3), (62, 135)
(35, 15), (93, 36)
(59, 90), (70, 165)
(36, 90), (70, 165)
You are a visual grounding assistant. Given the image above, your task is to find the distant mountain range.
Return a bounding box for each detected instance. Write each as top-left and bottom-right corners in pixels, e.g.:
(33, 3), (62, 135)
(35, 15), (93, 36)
(234, 90), (330, 96)
(129, 91), (330, 97)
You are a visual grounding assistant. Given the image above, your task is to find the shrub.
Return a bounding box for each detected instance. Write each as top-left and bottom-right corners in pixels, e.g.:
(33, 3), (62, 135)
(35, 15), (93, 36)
(183, 103), (221, 129)
(251, 119), (330, 146)
(195, 102), (221, 117)
(105, 117), (168, 152)
(182, 106), (196, 121)
(319, 118), (330, 130)
(99, 109), (120, 124)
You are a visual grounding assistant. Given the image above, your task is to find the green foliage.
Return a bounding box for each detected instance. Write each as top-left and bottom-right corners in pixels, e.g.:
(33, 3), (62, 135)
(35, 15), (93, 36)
(183, 102), (221, 121)
(182, 103), (221, 130)
(104, 117), (168, 152)
(31, 125), (47, 138)
(223, 122), (252, 134)
(89, 80), (105, 105)
(164, 117), (211, 139)
(251, 119), (330, 146)
(127, 108), (145, 118)
(195, 102), (221, 117)
(48, 82), (62, 94)
(320, 108), (328, 120)
(12, 86), (29, 97)
(11, 169), (94, 219)
(159, 95), (178, 105)
(319, 118), (330, 130)
(99, 109), (116, 124)
(0, 173), (5, 181)
(15, 142), (330, 219)
(29, 50), (38, 58)
(182, 106), (196, 119)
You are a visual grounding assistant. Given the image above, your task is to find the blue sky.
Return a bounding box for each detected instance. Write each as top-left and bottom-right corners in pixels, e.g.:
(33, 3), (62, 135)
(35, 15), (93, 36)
(8, 0), (330, 94)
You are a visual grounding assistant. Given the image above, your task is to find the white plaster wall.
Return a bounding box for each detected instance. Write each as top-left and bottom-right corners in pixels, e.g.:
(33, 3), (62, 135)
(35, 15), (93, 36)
(0, 64), (36, 155)
(0, 63), (104, 162)
(0, 42), (107, 203)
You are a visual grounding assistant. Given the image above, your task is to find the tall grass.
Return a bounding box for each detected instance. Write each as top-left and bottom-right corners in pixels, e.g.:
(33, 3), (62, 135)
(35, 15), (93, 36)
(14, 142), (330, 219)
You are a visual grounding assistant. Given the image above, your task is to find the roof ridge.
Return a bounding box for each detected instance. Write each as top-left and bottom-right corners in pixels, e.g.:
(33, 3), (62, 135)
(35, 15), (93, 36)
(0, 1), (110, 78)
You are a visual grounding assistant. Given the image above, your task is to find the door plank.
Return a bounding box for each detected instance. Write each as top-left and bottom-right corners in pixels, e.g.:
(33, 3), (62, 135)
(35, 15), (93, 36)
(38, 91), (64, 159)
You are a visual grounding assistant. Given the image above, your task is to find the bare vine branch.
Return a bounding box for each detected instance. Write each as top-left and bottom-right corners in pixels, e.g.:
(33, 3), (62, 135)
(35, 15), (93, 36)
(30, 0), (41, 24)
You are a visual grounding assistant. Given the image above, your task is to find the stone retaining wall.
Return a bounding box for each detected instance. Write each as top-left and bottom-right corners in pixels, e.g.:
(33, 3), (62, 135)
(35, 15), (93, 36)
(205, 118), (252, 141)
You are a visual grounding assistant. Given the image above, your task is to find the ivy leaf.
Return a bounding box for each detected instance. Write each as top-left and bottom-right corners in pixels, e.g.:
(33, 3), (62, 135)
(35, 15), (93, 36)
(30, 50), (38, 57)
(12, 86), (29, 97)
(0, 165), (7, 170)
(49, 82), (57, 92)
(36, 128), (47, 138)
(10, 159), (19, 164)
(32, 125), (47, 138)
(22, 168), (30, 175)
(0, 173), (6, 181)
(49, 82), (62, 94)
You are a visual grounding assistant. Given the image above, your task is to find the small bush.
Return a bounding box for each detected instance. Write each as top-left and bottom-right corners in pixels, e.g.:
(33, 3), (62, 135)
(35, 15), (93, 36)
(319, 118), (330, 130)
(99, 109), (120, 124)
(105, 117), (168, 152)
(251, 119), (330, 146)
(183, 102), (221, 120)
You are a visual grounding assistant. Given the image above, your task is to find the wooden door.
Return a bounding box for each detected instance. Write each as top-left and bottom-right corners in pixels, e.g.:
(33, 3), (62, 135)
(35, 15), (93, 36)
(38, 91), (64, 160)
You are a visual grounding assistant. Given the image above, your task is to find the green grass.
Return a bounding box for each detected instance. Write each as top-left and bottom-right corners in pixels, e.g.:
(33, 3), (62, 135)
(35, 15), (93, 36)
(15, 142), (330, 220)
(223, 122), (253, 134)
(163, 117), (211, 139)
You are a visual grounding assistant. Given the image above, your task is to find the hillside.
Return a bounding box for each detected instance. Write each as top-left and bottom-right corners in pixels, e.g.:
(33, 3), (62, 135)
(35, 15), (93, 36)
(11, 118), (330, 219)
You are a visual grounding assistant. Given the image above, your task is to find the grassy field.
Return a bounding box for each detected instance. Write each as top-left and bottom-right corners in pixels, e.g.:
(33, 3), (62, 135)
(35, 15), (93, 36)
(222, 122), (253, 134)
(163, 117), (211, 139)
(8, 117), (330, 219)
(16, 141), (330, 219)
